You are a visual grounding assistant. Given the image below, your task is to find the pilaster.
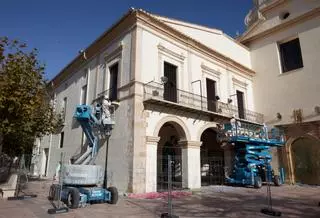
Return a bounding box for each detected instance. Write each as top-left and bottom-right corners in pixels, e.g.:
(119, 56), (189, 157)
(178, 140), (202, 190)
(145, 136), (160, 192)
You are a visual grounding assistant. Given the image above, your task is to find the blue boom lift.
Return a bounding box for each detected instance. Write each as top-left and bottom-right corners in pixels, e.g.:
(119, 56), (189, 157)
(219, 118), (285, 188)
(49, 96), (119, 209)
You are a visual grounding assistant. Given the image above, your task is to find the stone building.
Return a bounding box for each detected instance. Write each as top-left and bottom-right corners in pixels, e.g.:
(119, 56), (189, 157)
(239, 0), (320, 185)
(32, 0), (320, 193)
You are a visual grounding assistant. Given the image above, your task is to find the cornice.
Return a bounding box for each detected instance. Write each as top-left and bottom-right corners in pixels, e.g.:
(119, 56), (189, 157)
(237, 19), (263, 43)
(104, 43), (123, 62)
(241, 6), (320, 45)
(178, 140), (202, 148)
(146, 136), (160, 144)
(51, 8), (256, 88)
(232, 77), (248, 89)
(260, 0), (288, 14)
(157, 43), (186, 61)
(201, 63), (221, 78)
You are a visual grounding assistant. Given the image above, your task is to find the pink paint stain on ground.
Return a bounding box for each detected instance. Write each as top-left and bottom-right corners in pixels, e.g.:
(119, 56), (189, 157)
(128, 191), (192, 199)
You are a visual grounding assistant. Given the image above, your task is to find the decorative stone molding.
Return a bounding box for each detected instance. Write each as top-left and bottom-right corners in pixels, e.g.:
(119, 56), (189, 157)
(153, 116), (191, 141)
(201, 63), (221, 78)
(158, 43), (185, 61)
(146, 136), (160, 144)
(196, 123), (218, 141)
(178, 140), (202, 149)
(104, 43), (123, 62)
(232, 77), (248, 89)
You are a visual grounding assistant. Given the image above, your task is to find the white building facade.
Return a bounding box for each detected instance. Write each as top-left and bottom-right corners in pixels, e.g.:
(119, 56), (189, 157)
(32, 6), (288, 194)
(239, 0), (320, 185)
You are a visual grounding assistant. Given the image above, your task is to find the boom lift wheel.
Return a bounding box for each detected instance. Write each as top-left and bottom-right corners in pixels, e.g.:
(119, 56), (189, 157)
(63, 188), (80, 209)
(107, 186), (118, 204)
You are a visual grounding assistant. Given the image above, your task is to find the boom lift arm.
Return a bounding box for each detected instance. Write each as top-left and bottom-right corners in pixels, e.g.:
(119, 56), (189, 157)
(72, 96), (115, 165)
(48, 96), (119, 210)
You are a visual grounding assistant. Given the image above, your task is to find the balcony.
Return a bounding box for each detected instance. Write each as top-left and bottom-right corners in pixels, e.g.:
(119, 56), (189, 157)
(143, 82), (264, 124)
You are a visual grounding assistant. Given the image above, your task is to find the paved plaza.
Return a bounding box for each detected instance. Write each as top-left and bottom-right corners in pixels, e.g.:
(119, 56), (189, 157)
(0, 179), (319, 218)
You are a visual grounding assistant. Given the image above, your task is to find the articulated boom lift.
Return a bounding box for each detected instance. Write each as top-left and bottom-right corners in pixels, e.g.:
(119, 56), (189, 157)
(49, 96), (119, 209)
(220, 118), (285, 188)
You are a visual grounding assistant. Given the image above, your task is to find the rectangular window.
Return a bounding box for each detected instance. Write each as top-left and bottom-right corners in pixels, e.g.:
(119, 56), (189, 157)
(80, 85), (87, 105)
(62, 97), (67, 120)
(236, 90), (245, 119)
(163, 61), (177, 103)
(102, 66), (107, 91)
(109, 63), (118, 101)
(84, 68), (88, 82)
(206, 78), (217, 112)
(59, 132), (64, 148)
(44, 148), (49, 176)
(279, 38), (303, 73)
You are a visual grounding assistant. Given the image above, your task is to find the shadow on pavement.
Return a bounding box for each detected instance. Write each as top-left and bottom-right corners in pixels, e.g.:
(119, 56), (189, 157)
(128, 186), (320, 218)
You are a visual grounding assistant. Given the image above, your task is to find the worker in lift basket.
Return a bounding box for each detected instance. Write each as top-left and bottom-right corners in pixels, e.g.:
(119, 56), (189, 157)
(53, 161), (62, 182)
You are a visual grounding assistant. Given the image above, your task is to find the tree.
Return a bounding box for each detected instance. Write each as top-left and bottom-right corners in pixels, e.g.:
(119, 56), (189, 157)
(0, 37), (62, 157)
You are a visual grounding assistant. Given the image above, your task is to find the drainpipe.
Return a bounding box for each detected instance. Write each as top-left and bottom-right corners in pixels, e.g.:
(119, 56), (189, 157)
(191, 80), (202, 110)
(46, 133), (53, 178)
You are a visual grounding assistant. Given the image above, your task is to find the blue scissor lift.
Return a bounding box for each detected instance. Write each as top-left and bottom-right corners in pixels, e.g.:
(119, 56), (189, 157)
(221, 119), (285, 188)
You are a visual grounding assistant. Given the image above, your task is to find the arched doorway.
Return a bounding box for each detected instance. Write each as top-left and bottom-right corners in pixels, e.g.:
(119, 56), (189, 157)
(291, 136), (320, 185)
(157, 122), (185, 191)
(200, 128), (225, 186)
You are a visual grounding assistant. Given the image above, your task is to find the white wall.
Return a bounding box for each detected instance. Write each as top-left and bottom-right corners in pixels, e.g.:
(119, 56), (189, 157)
(138, 22), (257, 191)
(250, 15), (320, 125)
(34, 13), (262, 193)
(139, 25), (255, 111)
(36, 31), (135, 194)
(155, 17), (252, 69)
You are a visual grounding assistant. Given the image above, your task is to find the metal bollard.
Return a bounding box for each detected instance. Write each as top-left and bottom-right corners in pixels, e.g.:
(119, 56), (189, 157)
(161, 155), (178, 218)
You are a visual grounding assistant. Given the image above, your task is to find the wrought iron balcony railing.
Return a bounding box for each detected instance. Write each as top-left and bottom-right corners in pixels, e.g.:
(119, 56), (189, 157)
(143, 81), (264, 124)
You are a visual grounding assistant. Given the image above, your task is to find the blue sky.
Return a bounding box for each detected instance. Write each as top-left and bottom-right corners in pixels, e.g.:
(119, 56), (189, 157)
(0, 0), (252, 80)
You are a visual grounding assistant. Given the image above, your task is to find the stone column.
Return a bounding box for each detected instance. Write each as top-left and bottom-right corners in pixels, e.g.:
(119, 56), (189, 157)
(145, 136), (160, 193)
(179, 140), (202, 190)
(222, 143), (234, 177)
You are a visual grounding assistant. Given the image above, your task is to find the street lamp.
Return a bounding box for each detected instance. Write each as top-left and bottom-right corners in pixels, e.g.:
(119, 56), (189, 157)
(103, 122), (114, 189)
(101, 98), (116, 190)
(227, 93), (237, 104)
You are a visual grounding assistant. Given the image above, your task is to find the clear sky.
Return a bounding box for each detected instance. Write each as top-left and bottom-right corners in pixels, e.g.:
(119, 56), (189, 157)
(0, 0), (253, 80)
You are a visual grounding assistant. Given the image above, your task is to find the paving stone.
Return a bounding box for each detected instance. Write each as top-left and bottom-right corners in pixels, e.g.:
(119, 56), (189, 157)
(0, 180), (319, 218)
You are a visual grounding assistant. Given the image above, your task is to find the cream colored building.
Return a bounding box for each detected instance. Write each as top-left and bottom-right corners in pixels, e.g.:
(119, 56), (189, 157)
(32, 8), (264, 194)
(32, 0), (320, 193)
(238, 0), (320, 185)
